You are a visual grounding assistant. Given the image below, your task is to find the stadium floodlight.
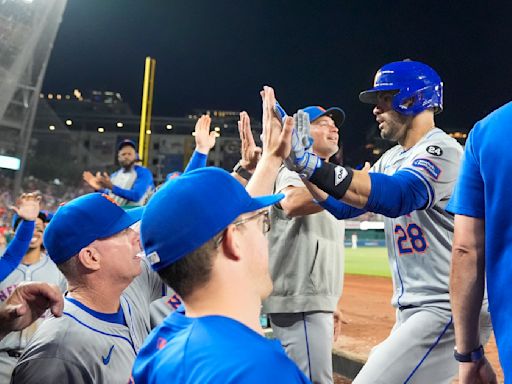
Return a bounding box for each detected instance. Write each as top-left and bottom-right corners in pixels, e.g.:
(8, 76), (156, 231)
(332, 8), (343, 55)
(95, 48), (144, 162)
(117, 122), (123, 128)
(166, 124), (172, 130)
(65, 119), (72, 126)
(0, 155), (21, 171)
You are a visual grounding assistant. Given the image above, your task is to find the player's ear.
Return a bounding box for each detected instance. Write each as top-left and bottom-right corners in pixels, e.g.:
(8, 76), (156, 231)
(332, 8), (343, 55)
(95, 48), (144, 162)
(77, 246), (101, 271)
(220, 225), (242, 262)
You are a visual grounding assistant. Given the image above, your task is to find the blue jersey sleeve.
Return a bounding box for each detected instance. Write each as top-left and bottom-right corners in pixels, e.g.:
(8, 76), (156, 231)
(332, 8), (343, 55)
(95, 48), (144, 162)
(446, 129), (484, 218)
(111, 166), (154, 202)
(184, 150), (208, 173)
(364, 170), (430, 218)
(0, 220), (35, 281)
(319, 196), (367, 219)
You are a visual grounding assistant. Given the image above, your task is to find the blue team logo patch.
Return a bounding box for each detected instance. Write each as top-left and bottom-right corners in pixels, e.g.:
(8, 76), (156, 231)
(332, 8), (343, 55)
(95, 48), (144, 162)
(412, 158), (441, 180)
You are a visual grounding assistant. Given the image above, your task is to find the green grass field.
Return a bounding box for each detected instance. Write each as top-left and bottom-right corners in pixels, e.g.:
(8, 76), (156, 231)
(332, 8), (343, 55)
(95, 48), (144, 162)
(344, 247), (391, 278)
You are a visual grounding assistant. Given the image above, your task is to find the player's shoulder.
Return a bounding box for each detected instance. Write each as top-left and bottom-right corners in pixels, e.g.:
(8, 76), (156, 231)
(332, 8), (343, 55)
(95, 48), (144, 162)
(412, 128), (462, 159)
(21, 314), (74, 359)
(134, 165), (152, 176)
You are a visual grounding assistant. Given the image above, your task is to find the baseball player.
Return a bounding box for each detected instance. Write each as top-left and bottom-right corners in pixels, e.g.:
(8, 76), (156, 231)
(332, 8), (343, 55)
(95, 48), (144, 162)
(448, 102), (512, 382)
(10, 193), (162, 384)
(132, 86), (310, 383)
(0, 199), (66, 382)
(263, 105), (345, 384)
(234, 106), (345, 383)
(83, 139), (154, 206)
(149, 114), (214, 327)
(284, 60), (492, 383)
(0, 194), (39, 282)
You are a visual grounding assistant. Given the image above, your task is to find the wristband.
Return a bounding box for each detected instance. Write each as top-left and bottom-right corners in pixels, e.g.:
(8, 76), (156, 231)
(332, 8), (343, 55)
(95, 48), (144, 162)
(309, 162), (354, 200)
(233, 162), (252, 181)
(454, 345), (484, 362)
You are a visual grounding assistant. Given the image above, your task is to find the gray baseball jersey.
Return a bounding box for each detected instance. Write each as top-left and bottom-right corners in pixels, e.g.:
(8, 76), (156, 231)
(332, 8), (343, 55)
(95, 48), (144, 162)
(10, 259), (162, 384)
(0, 253), (67, 382)
(371, 128), (462, 311)
(356, 128), (491, 382)
(149, 285), (181, 328)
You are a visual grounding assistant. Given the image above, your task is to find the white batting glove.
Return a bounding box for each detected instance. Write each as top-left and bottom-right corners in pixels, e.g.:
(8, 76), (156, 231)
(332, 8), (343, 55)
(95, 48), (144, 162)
(284, 110), (322, 179)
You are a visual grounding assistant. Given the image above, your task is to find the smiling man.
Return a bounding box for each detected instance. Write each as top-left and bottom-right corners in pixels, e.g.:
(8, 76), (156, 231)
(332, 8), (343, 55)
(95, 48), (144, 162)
(10, 193), (162, 384)
(264, 105), (346, 384)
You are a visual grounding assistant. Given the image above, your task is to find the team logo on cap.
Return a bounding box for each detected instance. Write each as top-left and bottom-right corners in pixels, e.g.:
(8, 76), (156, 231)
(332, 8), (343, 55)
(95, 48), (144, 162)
(147, 251), (161, 265)
(101, 194), (120, 206)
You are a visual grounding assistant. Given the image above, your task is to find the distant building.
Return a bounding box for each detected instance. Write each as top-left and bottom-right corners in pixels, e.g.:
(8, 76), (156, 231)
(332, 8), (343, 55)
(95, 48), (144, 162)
(30, 91), (261, 183)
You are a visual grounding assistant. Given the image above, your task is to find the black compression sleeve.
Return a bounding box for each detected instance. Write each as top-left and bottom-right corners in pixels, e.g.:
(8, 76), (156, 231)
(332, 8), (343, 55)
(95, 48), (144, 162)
(309, 162), (354, 200)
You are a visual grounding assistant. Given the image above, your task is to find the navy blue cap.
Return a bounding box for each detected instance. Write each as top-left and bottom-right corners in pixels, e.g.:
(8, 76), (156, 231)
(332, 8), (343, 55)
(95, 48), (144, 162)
(117, 139), (137, 152)
(302, 106), (345, 128)
(43, 193), (143, 264)
(141, 167), (284, 271)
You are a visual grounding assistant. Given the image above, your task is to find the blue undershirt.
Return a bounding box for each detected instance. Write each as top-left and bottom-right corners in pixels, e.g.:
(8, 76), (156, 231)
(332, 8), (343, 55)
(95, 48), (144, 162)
(318, 170), (429, 219)
(66, 296), (127, 326)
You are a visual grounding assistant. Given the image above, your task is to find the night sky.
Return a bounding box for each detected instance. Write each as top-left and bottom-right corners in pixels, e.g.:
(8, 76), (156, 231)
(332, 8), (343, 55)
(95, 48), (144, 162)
(43, 0), (512, 153)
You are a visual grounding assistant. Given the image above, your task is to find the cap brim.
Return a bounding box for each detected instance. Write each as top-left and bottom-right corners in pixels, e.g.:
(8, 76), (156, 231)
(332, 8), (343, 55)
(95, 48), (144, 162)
(243, 193), (284, 213)
(322, 107), (345, 128)
(99, 208), (143, 240)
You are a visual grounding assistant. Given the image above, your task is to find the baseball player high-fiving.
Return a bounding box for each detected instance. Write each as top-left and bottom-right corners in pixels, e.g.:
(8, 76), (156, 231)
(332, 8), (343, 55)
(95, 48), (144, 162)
(285, 60), (492, 383)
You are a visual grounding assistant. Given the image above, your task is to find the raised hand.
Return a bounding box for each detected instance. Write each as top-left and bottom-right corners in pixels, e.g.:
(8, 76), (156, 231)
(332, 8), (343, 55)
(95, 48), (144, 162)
(194, 114), (216, 155)
(260, 86), (292, 161)
(97, 172), (113, 190)
(83, 171), (101, 190)
(284, 110), (321, 179)
(0, 282), (63, 340)
(238, 111), (261, 171)
(10, 193), (41, 221)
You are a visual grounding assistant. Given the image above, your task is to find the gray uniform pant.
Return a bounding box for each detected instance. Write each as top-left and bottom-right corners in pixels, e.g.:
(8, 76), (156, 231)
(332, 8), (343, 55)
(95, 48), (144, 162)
(353, 306), (492, 384)
(270, 311), (333, 384)
(0, 352), (18, 383)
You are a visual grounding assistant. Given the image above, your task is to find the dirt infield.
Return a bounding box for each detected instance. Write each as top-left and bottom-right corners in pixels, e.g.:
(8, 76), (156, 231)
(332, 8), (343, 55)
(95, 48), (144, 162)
(334, 274), (504, 383)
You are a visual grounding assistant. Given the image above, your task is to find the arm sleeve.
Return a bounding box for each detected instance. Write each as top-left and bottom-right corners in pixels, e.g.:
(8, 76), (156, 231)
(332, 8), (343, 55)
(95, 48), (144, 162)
(111, 167), (154, 202)
(446, 129), (484, 218)
(184, 150), (208, 173)
(319, 196), (367, 219)
(11, 357), (92, 384)
(364, 170), (430, 218)
(0, 220), (34, 282)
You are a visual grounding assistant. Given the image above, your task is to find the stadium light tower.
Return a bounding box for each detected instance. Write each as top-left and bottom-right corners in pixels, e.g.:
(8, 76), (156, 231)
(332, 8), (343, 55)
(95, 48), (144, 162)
(0, 0), (68, 195)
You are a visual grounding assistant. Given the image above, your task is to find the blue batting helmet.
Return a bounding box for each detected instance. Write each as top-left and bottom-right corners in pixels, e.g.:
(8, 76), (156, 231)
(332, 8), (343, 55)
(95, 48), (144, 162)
(359, 60), (443, 116)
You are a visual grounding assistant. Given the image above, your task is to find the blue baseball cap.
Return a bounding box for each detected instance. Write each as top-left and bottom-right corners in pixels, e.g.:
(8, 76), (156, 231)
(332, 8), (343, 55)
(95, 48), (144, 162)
(43, 193), (143, 265)
(302, 106), (345, 128)
(117, 139), (137, 152)
(141, 167), (284, 271)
